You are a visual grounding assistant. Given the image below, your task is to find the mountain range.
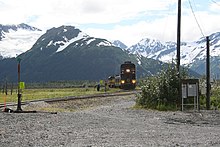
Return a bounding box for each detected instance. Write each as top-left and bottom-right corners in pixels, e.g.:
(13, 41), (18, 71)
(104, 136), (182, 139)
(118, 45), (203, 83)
(127, 33), (220, 65)
(126, 32), (220, 77)
(112, 40), (127, 50)
(1, 23), (217, 82)
(0, 24), (168, 82)
(0, 23), (43, 59)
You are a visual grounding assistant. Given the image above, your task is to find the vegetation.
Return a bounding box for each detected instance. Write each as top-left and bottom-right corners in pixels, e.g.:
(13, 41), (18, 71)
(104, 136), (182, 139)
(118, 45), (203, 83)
(200, 82), (220, 110)
(136, 61), (220, 111)
(0, 86), (118, 103)
(136, 63), (188, 111)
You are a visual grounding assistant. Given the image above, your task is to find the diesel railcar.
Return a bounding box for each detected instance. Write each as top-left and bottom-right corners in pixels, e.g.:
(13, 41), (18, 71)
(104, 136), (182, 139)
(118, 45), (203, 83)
(120, 61), (136, 90)
(108, 75), (120, 88)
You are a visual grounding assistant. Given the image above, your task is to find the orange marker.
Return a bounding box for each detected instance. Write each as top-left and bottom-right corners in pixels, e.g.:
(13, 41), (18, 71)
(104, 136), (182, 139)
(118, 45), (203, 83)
(4, 95), (6, 110)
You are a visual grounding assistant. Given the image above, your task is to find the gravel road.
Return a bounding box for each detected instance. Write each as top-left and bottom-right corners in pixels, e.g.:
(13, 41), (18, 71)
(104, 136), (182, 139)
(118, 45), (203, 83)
(1, 94), (220, 147)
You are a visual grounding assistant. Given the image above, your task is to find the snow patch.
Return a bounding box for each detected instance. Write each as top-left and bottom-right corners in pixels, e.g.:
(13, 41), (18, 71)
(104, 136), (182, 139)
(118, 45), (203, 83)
(47, 40), (53, 47)
(86, 38), (96, 45)
(0, 29), (43, 58)
(97, 40), (112, 47)
(56, 32), (88, 52)
(137, 58), (141, 65)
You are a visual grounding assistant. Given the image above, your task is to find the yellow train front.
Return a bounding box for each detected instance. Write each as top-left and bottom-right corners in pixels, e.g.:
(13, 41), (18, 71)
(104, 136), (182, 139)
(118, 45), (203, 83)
(120, 61), (136, 90)
(108, 75), (121, 88)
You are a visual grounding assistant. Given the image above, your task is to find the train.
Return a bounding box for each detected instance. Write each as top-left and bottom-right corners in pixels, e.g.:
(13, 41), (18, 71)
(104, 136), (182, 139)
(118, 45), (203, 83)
(108, 75), (121, 88)
(108, 61), (136, 90)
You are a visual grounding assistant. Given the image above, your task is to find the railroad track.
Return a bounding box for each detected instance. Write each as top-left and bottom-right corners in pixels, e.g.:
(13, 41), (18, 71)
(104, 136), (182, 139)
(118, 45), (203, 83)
(0, 90), (140, 109)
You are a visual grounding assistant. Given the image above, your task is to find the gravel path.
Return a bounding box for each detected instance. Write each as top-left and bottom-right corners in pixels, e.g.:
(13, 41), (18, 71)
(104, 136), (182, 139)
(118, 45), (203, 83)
(1, 94), (220, 147)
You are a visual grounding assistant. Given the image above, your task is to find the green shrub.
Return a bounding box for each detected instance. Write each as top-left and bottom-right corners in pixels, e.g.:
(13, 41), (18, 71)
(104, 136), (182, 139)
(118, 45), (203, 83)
(136, 76), (159, 109)
(136, 63), (185, 111)
(210, 86), (220, 109)
(199, 94), (206, 109)
(156, 104), (177, 111)
(198, 86), (220, 110)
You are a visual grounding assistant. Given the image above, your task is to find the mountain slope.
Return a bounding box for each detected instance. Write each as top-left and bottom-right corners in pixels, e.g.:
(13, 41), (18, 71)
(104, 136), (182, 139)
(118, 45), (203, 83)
(128, 32), (220, 65)
(0, 23), (43, 59)
(127, 32), (220, 76)
(0, 26), (166, 82)
(112, 40), (128, 50)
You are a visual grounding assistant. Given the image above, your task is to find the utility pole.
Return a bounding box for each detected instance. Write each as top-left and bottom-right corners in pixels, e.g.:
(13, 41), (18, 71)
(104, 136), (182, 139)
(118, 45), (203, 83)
(177, 0), (181, 73)
(206, 36), (210, 110)
(177, 0), (181, 108)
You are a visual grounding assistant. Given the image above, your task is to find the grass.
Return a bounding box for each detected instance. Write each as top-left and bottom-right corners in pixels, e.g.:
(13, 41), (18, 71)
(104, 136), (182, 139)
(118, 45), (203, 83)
(0, 87), (119, 104)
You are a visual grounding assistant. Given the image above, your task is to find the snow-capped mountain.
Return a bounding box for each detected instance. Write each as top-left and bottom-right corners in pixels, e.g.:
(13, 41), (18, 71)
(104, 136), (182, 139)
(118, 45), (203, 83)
(0, 23), (43, 58)
(127, 32), (220, 66)
(0, 25), (197, 82)
(128, 38), (177, 62)
(28, 25), (115, 57)
(0, 25), (140, 82)
(112, 40), (127, 50)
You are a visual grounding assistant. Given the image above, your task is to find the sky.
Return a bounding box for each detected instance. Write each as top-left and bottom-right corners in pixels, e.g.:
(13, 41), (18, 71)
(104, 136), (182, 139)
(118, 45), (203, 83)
(0, 0), (220, 46)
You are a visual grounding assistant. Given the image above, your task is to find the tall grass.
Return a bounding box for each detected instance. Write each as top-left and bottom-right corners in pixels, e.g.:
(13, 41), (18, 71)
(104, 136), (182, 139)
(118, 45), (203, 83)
(0, 87), (118, 103)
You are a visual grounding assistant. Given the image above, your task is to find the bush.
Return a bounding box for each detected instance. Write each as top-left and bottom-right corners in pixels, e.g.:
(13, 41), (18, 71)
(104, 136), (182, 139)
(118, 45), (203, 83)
(199, 94), (206, 109)
(136, 77), (159, 109)
(210, 86), (220, 109)
(136, 63), (185, 111)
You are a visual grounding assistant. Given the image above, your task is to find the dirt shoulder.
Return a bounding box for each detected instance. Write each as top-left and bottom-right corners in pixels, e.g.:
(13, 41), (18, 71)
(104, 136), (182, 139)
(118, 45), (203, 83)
(1, 94), (220, 146)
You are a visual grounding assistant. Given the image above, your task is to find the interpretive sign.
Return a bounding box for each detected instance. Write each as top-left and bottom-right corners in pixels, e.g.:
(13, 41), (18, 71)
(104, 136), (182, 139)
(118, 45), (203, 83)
(181, 79), (199, 111)
(188, 84), (197, 97)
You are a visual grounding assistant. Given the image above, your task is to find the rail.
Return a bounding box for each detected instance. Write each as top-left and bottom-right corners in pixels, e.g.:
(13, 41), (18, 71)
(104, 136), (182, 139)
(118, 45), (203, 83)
(0, 90), (140, 108)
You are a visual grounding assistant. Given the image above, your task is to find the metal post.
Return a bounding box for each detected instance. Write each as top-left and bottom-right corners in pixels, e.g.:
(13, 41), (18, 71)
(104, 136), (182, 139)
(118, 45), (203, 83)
(197, 82), (200, 111)
(16, 58), (22, 111)
(206, 36), (210, 110)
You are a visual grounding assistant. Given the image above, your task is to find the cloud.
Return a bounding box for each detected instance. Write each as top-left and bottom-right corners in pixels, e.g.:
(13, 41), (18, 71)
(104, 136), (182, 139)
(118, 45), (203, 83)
(209, 1), (220, 12)
(81, 0), (105, 14)
(0, 0), (220, 47)
(85, 9), (220, 47)
(0, 0), (177, 26)
(84, 17), (177, 47)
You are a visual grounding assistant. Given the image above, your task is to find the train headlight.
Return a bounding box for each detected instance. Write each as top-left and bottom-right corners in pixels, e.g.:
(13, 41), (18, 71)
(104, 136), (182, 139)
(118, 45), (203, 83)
(121, 80), (125, 84)
(126, 69), (130, 73)
(132, 80), (136, 84)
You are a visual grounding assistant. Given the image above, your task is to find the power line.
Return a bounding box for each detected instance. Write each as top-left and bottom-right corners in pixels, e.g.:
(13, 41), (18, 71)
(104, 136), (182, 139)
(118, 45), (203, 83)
(188, 0), (205, 37)
(211, 0), (220, 6)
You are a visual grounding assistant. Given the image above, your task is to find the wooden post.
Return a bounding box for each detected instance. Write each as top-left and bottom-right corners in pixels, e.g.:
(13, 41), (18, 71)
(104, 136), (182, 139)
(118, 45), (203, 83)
(177, 0), (181, 108)
(177, 0), (181, 73)
(206, 36), (210, 110)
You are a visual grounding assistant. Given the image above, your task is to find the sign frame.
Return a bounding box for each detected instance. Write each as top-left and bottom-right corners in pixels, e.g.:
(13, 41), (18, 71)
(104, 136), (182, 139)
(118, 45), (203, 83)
(181, 79), (199, 111)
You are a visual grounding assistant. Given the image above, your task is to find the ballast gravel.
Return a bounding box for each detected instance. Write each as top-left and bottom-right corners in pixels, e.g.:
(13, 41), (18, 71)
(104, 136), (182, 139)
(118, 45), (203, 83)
(0, 95), (220, 147)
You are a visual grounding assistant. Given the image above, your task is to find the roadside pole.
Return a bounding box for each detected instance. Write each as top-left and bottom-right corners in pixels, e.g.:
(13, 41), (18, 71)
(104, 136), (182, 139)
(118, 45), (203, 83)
(177, 0), (181, 108)
(206, 36), (210, 110)
(16, 57), (22, 112)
